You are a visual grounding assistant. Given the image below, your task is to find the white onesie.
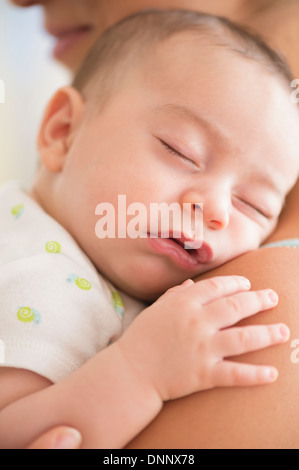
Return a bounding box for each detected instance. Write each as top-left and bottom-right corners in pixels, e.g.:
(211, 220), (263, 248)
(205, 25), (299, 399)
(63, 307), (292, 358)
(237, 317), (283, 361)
(0, 181), (145, 382)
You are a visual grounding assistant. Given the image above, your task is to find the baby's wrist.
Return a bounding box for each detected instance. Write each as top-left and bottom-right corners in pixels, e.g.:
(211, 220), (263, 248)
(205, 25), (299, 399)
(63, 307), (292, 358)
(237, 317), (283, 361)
(112, 341), (163, 413)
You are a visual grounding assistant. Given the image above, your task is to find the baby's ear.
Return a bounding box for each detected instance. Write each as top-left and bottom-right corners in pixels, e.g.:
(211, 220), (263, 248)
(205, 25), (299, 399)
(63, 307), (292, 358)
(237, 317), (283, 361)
(37, 86), (84, 173)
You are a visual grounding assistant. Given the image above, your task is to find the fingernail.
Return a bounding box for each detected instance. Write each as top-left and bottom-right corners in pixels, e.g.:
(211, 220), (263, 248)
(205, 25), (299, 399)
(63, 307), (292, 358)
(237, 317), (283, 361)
(241, 277), (251, 288)
(278, 324), (290, 340)
(181, 279), (194, 286)
(267, 290), (279, 304)
(54, 428), (82, 449)
(266, 368), (278, 382)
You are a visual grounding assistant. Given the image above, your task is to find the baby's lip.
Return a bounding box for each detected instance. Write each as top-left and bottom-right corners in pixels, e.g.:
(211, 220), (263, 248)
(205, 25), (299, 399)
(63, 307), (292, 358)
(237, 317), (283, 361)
(148, 231), (213, 264)
(171, 235), (213, 264)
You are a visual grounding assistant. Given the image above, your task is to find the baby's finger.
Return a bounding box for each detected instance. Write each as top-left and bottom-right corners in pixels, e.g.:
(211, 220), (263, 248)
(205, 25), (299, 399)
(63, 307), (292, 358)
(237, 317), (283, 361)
(212, 360), (278, 387)
(192, 275), (251, 306)
(205, 289), (278, 329)
(214, 323), (290, 358)
(155, 279), (195, 305)
(27, 426), (82, 449)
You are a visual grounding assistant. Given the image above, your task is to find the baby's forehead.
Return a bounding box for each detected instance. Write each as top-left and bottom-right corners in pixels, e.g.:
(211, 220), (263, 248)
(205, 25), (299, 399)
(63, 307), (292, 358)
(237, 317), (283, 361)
(81, 17), (294, 110)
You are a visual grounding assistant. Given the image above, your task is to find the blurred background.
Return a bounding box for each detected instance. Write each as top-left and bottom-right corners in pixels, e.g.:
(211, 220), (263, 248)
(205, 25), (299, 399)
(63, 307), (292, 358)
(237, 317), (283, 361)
(0, 0), (70, 190)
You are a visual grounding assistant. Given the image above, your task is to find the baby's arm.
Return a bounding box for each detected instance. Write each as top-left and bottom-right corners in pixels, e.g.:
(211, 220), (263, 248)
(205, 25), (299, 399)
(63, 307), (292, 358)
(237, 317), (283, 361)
(0, 342), (162, 449)
(0, 276), (289, 449)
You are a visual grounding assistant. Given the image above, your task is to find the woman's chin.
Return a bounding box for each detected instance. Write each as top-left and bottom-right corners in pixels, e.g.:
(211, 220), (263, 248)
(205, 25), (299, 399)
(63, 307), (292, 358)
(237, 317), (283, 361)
(52, 33), (99, 73)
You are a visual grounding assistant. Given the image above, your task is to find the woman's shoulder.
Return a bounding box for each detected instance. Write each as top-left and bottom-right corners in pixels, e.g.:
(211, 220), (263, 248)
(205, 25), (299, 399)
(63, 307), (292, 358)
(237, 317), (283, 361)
(127, 246), (299, 449)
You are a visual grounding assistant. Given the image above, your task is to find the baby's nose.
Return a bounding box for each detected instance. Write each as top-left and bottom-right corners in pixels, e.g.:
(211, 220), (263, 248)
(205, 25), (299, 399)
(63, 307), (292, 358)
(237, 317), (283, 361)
(206, 214), (229, 230)
(181, 190), (230, 231)
(203, 198), (230, 230)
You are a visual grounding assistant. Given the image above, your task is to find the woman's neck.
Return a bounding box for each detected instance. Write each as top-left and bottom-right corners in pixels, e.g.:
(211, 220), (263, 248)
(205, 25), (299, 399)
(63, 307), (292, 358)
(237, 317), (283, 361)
(183, 0), (279, 21)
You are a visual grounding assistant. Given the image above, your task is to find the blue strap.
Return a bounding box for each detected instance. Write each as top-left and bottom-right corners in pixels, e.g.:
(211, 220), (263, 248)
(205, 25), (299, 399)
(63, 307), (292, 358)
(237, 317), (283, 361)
(262, 238), (299, 248)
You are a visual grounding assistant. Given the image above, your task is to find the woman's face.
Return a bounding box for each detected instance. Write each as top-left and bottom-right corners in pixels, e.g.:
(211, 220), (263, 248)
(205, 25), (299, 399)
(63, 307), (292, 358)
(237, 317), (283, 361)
(10, 0), (205, 71)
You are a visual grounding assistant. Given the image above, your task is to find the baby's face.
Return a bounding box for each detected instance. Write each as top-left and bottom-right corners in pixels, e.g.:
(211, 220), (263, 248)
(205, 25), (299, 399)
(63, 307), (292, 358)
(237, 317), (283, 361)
(49, 36), (299, 301)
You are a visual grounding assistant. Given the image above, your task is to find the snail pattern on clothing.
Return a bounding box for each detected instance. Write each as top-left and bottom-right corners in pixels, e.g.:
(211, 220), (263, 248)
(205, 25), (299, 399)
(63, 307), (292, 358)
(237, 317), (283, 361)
(0, 181), (145, 383)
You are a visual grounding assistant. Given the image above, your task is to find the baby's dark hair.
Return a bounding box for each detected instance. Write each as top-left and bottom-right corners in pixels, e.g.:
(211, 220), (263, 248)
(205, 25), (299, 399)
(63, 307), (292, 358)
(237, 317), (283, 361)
(72, 9), (294, 107)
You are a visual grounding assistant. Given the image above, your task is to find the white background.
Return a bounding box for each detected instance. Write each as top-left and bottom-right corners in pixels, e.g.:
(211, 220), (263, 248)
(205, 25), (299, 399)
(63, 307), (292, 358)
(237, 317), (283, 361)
(0, 0), (70, 190)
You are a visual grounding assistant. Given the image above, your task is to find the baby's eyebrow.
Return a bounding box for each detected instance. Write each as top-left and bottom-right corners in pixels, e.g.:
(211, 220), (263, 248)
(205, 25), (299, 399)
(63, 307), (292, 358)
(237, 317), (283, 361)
(155, 103), (239, 155)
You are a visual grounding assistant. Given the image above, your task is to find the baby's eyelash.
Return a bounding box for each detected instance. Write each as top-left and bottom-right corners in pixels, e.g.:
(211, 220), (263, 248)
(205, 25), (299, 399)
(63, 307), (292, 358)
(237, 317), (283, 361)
(237, 197), (270, 219)
(159, 139), (196, 166)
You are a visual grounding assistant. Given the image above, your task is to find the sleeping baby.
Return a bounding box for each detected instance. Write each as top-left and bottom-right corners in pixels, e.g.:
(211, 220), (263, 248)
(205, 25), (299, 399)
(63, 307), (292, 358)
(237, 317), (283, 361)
(0, 10), (298, 448)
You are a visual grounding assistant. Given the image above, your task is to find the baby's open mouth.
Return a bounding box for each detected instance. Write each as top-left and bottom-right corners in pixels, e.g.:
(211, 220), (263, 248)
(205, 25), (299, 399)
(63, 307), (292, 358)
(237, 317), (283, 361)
(169, 237), (213, 263)
(147, 233), (213, 270)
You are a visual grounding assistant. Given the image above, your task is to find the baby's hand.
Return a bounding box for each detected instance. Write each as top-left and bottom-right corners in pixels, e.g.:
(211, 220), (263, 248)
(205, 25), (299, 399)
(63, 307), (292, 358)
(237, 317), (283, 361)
(117, 276), (289, 402)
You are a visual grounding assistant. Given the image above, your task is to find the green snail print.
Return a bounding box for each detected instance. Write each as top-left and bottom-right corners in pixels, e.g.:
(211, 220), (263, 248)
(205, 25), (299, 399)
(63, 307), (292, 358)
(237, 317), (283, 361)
(11, 203), (24, 220)
(45, 241), (62, 253)
(17, 307), (41, 325)
(111, 291), (124, 318)
(67, 273), (92, 290)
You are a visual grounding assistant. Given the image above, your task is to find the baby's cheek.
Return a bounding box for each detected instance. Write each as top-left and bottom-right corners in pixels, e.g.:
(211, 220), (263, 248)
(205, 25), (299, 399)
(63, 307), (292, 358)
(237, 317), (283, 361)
(230, 229), (261, 258)
(261, 217), (279, 242)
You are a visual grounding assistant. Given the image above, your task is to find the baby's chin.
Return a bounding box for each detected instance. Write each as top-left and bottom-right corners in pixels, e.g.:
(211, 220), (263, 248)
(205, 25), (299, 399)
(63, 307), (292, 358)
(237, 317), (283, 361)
(117, 280), (171, 304)
(113, 269), (210, 303)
